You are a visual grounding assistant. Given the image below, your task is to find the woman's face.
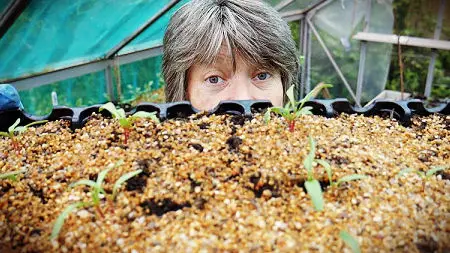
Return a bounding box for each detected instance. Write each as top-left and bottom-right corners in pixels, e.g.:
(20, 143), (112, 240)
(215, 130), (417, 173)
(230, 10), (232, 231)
(187, 47), (284, 111)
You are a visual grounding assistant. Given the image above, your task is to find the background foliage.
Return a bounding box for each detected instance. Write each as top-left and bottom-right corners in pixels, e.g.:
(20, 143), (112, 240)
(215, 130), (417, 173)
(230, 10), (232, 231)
(387, 0), (450, 99)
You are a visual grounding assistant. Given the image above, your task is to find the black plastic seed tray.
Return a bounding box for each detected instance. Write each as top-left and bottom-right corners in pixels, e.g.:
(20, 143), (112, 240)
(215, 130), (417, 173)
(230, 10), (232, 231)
(0, 99), (449, 132)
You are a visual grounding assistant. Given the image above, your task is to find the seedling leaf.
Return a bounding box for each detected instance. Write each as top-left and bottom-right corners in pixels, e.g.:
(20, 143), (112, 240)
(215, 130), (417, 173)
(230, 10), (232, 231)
(99, 102), (122, 119)
(51, 202), (87, 240)
(0, 132), (9, 137)
(426, 166), (449, 178)
(304, 136), (316, 180)
(264, 83), (333, 131)
(295, 106), (313, 117)
(132, 111), (160, 123)
(271, 107), (286, 115)
(96, 168), (111, 186)
(117, 108), (126, 119)
(13, 126), (27, 133)
(336, 174), (367, 187)
(0, 169), (26, 180)
(119, 118), (132, 128)
(340, 230), (361, 253)
(70, 179), (98, 189)
(24, 120), (48, 128)
(397, 168), (414, 177)
(264, 107), (286, 123)
(316, 159), (332, 185)
(8, 118), (20, 133)
(263, 108), (272, 122)
(304, 179), (323, 211)
(397, 168), (425, 178)
(286, 85), (296, 107)
(298, 83), (332, 109)
(112, 169), (142, 200)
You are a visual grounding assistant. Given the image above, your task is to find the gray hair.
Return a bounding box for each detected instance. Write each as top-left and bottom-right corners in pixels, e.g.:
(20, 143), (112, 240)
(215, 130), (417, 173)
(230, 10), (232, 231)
(162, 0), (299, 102)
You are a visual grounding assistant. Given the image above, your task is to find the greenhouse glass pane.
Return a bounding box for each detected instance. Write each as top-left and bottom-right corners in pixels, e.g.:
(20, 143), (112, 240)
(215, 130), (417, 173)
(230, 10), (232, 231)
(310, 0), (393, 103)
(120, 0), (189, 54)
(118, 55), (164, 103)
(0, 0), (173, 82)
(443, 10), (450, 41)
(310, 31), (358, 102)
(19, 71), (106, 116)
(264, 0), (285, 7)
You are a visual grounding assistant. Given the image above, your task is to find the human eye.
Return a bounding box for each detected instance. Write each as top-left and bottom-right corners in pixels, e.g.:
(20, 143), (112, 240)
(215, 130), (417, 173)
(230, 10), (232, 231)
(253, 72), (272, 81)
(205, 76), (225, 85)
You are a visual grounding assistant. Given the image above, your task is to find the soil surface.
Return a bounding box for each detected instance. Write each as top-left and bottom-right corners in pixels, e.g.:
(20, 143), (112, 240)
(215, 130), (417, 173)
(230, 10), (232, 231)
(0, 113), (449, 252)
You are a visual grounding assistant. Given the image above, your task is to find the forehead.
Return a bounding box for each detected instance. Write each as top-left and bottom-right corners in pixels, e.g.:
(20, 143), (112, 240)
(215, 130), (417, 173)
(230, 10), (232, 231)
(214, 45), (233, 63)
(207, 44), (261, 70)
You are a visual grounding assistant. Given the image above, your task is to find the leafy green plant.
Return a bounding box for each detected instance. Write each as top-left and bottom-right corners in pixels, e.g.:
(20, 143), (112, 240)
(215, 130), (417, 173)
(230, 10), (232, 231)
(397, 166), (449, 192)
(397, 166), (449, 180)
(340, 230), (361, 253)
(264, 83), (332, 132)
(317, 160), (367, 188)
(51, 160), (142, 240)
(99, 102), (159, 144)
(0, 118), (48, 151)
(303, 136), (326, 211)
(0, 169), (26, 181)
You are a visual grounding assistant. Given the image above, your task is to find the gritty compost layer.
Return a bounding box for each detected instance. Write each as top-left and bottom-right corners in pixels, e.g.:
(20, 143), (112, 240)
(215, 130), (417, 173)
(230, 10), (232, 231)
(0, 112), (449, 253)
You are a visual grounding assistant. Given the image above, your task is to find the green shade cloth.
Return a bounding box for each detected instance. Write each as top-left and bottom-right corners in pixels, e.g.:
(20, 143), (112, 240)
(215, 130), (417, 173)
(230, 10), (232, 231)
(119, 0), (189, 55)
(0, 0), (176, 82)
(0, 0), (14, 16)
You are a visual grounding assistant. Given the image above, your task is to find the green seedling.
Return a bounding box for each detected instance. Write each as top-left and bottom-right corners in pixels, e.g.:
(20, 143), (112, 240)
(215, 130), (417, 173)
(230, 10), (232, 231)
(303, 136), (325, 211)
(0, 118), (48, 151)
(397, 166), (449, 179)
(50, 202), (88, 240)
(51, 160), (142, 240)
(99, 102), (159, 144)
(0, 169), (26, 181)
(317, 160), (367, 188)
(340, 230), (361, 253)
(264, 82), (332, 132)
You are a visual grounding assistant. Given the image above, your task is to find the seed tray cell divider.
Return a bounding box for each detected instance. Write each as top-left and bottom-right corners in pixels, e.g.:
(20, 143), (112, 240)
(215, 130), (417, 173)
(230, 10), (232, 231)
(0, 99), (449, 131)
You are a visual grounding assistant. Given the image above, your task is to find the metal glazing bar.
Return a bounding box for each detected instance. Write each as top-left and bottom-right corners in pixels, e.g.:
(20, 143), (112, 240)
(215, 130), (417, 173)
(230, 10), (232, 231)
(356, 0), (372, 105)
(305, 0), (334, 18)
(117, 44), (163, 65)
(425, 0), (446, 97)
(105, 0), (181, 59)
(356, 42), (367, 104)
(105, 65), (115, 102)
(0, 0), (29, 39)
(8, 44), (164, 91)
(425, 52), (438, 97)
(306, 23), (312, 94)
(11, 60), (111, 91)
(298, 18), (304, 98)
(280, 0), (329, 20)
(299, 19), (309, 98)
(353, 32), (450, 50)
(307, 18), (360, 106)
(282, 13), (305, 22)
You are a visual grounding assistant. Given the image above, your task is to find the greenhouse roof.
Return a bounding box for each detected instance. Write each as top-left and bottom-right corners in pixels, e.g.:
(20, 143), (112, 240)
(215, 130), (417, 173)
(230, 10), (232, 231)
(0, 0), (324, 89)
(0, 0), (189, 84)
